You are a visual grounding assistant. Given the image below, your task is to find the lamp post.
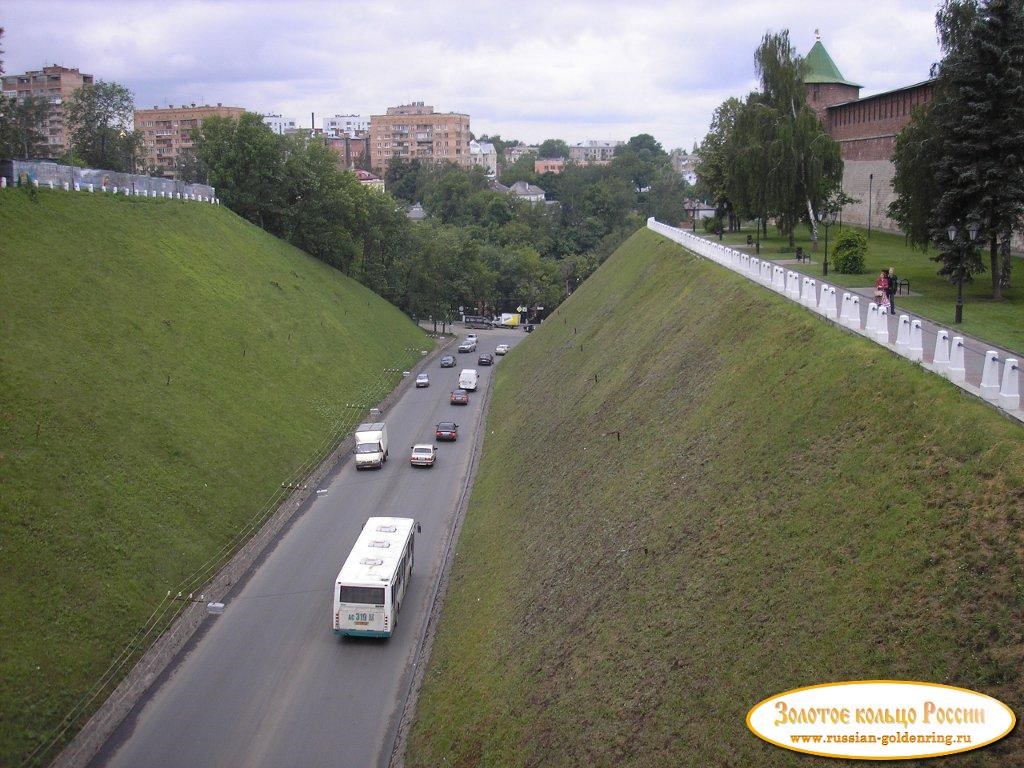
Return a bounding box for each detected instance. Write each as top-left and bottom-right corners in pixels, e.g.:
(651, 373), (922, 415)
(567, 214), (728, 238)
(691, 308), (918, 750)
(947, 222), (980, 324)
(754, 216), (760, 254)
(817, 208), (838, 276)
(691, 203), (697, 232)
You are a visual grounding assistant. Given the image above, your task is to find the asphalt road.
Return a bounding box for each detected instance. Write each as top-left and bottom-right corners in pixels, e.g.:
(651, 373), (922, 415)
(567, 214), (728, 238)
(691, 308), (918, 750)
(93, 326), (525, 768)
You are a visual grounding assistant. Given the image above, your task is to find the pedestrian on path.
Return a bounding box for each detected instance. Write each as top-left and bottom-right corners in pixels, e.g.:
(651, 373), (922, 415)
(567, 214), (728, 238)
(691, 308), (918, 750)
(875, 270), (891, 310)
(887, 267), (898, 314)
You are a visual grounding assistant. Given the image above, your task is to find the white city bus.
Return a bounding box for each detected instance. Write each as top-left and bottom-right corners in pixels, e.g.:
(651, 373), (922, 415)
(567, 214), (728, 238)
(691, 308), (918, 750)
(333, 517), (416, 638)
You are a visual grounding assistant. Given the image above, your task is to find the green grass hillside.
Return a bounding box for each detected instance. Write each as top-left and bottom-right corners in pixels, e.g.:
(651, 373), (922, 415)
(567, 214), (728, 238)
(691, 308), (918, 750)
(0, 189), (425, 765)
(408, 227), (1023, 767)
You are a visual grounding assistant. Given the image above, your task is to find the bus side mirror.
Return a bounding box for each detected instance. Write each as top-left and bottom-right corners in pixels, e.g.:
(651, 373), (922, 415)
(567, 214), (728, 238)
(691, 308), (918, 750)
(416, 524), (422, 534)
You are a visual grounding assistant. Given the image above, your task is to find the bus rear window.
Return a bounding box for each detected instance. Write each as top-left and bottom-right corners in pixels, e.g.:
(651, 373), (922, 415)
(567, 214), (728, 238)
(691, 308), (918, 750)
(339, 586), (385, 605)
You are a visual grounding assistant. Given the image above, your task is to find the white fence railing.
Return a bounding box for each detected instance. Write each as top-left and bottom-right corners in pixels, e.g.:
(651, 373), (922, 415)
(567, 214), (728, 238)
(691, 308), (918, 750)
(647, 217), (1022, 419)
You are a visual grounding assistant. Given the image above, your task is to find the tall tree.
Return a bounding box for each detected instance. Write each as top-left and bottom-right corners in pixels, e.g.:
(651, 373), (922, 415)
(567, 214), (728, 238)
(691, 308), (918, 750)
(193, 112), (285, 231)
(888, 104), (944, 250)
(538, 139), (571, 159)
(929, 0), (1024, 298)
(0, 95), (50, 159)
(753, 31), (842, 245)
(63, 80), (142, 172)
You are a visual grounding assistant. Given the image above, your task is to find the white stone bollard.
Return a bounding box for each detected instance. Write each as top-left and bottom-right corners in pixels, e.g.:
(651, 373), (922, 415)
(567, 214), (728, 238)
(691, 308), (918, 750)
(805, 279), (817, 308)
(33, 179), (39, 188)
(948, 337), (966, 383)
(89, 183), (94, 193)
(895, 315), (912, 356)
(908, 319), (924, 362)
(789, 272), (801, 300)
(849, 296), (862, 330)
(63, 182), (69, 191)
(999, 359), (1020, 410)
(74, 183), (80, 191)
(1, 176), (6, 188)
(112, 186), (117, 194)
(48, 181), (54, 189)
(865, 302), (879, 334)
(839, 293), (851, 325)
(825, 287), (839, 319)
(933, 330), (951, 372)
(176, 192), (181, 199)
(980, 351), (1001, 402)
(876, 306), (891, 344)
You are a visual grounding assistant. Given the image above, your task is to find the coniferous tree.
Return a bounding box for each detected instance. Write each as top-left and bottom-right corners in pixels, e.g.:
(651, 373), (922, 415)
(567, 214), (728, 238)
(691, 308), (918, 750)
(929, 0), (1024, 298)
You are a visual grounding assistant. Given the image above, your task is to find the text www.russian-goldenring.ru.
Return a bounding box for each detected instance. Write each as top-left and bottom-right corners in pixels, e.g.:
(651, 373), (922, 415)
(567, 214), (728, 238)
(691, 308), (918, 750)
(790, 731), (973, 747)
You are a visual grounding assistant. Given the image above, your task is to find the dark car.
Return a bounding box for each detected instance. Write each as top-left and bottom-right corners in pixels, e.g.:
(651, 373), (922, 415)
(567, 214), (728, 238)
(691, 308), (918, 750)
(450, 388), (469, 405)
(435, 421), (459, 441)
(477, 353), (494, 366)
(440, 354), (456, 368)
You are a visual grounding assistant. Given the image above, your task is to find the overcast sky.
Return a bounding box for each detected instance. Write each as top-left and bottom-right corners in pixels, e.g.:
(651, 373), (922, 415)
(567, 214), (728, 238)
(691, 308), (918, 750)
(3, 0), (942, 150)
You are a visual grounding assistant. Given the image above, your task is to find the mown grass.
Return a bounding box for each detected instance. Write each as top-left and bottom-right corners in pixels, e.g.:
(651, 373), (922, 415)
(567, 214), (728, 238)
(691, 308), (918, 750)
(0, 188), (426, 765)
(714, 224), (1024, 354)
(407, 227), (1024, 767)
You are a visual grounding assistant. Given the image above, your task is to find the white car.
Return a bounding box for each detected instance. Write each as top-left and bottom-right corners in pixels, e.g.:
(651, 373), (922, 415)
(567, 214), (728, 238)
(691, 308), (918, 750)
(410, 444), (437, 467)
(467, 334), (478, 343)
(495, 344), (509, 355)
(415, 373), (430, 387)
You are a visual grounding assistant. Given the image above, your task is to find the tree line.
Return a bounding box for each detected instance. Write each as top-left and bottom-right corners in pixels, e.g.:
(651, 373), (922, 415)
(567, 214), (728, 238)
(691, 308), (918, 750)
(187, 117), (691, 322)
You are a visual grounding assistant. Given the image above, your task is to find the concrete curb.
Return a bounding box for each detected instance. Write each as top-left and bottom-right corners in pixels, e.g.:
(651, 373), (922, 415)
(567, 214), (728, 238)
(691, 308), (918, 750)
(50, 333), (456, 768)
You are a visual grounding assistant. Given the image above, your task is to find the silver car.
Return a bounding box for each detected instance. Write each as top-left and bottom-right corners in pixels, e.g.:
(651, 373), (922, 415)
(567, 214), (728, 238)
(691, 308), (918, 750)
(415, 373), (430, 387)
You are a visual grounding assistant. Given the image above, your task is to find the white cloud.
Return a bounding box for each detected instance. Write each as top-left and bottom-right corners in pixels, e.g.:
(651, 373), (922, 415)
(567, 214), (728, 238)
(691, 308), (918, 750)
(2, 0), (941, 149)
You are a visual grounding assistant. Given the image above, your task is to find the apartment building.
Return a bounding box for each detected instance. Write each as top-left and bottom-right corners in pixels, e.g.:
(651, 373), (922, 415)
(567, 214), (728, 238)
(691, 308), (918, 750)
(264, 114), (298, 134)
(369, 102), (470, 173)
(1, 65), (94, 158)
(568, 140), (623, 165)
(469, 140), (497, 176)
(534, 157), (566, 175)
(135, 103), (245, 177)
(324, 114), (369, 138)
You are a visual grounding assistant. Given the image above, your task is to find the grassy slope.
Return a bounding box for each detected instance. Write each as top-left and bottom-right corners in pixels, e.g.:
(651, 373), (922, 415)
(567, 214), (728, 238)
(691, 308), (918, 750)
(408, 228), (1024, 767)
(0, 189), (425, 764)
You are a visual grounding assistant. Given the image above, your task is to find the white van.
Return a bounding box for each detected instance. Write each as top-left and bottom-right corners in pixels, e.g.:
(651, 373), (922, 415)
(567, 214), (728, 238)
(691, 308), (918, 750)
(353, 422), (388, 469)
(458, 369), (479, 391)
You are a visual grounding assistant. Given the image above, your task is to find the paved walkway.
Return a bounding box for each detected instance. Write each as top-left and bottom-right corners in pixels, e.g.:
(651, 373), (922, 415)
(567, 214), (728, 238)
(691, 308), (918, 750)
(649, 221), (1023, 423)
(736, 241), (1023, 394)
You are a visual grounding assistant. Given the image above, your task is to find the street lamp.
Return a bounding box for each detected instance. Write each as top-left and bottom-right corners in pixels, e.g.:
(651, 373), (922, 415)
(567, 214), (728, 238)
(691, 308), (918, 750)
(754, 216), (761, 254)
(691, 202), (697, 232)
(817, 208), (838, 276)
(947, 222), (980, 324)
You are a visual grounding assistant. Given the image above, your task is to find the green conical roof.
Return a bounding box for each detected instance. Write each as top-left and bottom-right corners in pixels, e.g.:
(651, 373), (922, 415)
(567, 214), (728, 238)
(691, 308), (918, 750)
(804, 39), (862, 87)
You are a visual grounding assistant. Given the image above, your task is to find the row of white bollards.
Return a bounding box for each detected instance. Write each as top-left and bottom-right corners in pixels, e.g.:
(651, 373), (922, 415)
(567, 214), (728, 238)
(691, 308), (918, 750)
(645, 220), (1021, 415)
(1, 175), (219, 204)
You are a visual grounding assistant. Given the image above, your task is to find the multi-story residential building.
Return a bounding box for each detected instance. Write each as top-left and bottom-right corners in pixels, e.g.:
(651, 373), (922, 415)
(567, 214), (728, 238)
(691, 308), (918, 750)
(264, 114), (298, 135)
(569, 140), (623, 165)
(670, 149), (700, 185)
(323, 114), (369, 138)
(534, 157), (566, 175)
(135, 103), (245, 177)
(327, 135), (370, 169)
(1, 65), (94, 158)
(469, 140), (497, 176)
(369, 102), (471, 173)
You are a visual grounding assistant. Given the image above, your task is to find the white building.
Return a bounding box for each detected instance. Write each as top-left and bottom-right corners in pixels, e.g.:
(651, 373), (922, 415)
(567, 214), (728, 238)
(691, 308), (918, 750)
(569, 140), (624, 165)
(264, 114), (298, 135)
(324, 114), (369, 138)
(508, 180), (546, 203)
(469, 140), (497, 176)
